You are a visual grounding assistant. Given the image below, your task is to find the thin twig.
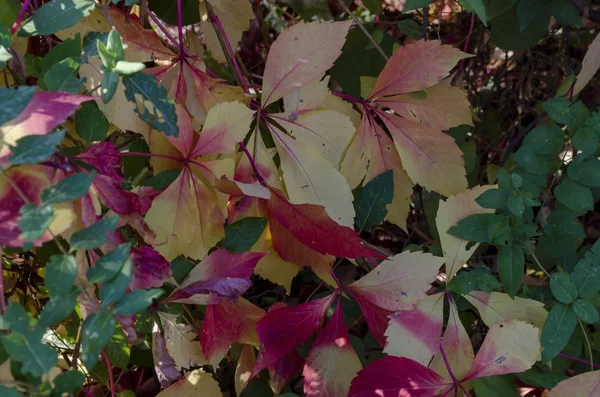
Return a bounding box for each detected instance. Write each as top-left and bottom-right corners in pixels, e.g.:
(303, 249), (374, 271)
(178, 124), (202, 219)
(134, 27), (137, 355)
(522, 242), (551, 278)
(71, 322), (83, 371)
(335, 0), (388, 62)
(10, 0), (33, 34)
(0, 247), (6, 314)
(206, 2), (251, 93)
(579, 317), (594, 372)
(147, 11), (188, 55)
(102, 349), (116, 397)
(559, 352), (600, 369)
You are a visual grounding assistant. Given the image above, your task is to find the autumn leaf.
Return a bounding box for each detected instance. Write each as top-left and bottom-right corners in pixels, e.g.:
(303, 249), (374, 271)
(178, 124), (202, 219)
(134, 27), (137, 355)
(235, 345), (256, 396)
(253, 294), (336, 374)
(548, 370), (600, 397)
(465, 291), (548, 330)
(303, 299), (362, 397)
(156, 369), (222, 397)
(261, 20), (352, 107)
(154, 313), (207, 373)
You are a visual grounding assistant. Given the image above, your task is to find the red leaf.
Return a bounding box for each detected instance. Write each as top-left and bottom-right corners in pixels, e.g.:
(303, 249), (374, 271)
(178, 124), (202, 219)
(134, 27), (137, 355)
(266, 188), (383, 259)
(130, 247), (172, 290)
(253, 294), (335, 375)
(348, 356), (451, 397)
(269, 350), (305, 395)
(351, 294), (392, 347)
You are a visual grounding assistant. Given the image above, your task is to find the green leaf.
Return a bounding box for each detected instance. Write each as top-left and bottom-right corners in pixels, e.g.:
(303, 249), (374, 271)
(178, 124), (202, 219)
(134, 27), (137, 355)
(573, 299), (599, 324)
(397, 19), (421, 39)
(0, 86), (36, 125)
(1, 328), (57, 376)
(38, 288), (78, 327)
(541, 303), (577, 362)
(549, 0), (583, 27)
(106, 29), (124, 64)
(447, 268), (500, 295)
(75, 101), (109, 143)
(475, 188), (509, 209)
(123, 72), (178, 137)
(354, 170), (394, 231)
(52, 370), (85, 396)
(9, 130), (65, 165)
(0, 385), (22, 397)
(403, 0), (432, 12)
(517, 368), (566, 390)
(82, 312), (116, 369)
(142, 169), (182, 190)
(97, 40), (116, 70)
(497, 244), (524, 297)
(45, 255), (78, 297)
(0, 25), (10, 68)
(113, 289), (163, 315)
(39, 34), (81, 80)
(549, 273), (578, 304)
(87, 243), (132, 284)
(460, 0), (487, 25)
(555, 179), (594, 213)
(472, 375), (519, 397)
(568, 157), (600, 187)
(571, 240), (600, 298)
(571, 127), (598, 159)
(19, 0), (95, 37)
(447, 213), (508, 243)
(522, 124), (564, 154)
(0, 303), (32, 334)
(106, 326), (130, 369)
(98, 259), (133, 305)
(223, 217), (268, 254)
(70, 216), (119, 250)
(513, 146), (554, 175)
(18, 203), (53, 243)
(42, 171), (95, 205)
(100, 68), (120, 104)
(568, 100), (591, 134)
(147, 0), (200, 26)
(517, 0), (547, 32)
(0, 0), (20, 29)
(489, 4), (548, 51)
(539, 211), (585, 258)
(45, 58), (83, 93)
(113, 60), (145, 75)
(506, 192), (525, 217)
(542, 98), (572, 124)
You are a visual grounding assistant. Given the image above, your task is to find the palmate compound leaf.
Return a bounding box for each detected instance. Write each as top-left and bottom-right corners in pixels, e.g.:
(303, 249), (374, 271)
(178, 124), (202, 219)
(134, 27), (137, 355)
(156, 369), (222, 397)
(253, 294), (336, 375)
(436, 185), (496, 282)
(548, 369), (600, 396)
(0, 91), (92, 165)
(200, 298), (265, 368)
(303, 300), (362, 397)
(261, 20), (352, 107)
(145, 103), (253, 260)
(349, 320), (540, 397)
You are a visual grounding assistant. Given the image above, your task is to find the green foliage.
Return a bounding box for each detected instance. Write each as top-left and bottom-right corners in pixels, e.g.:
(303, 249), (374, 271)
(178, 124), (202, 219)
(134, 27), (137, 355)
(81, 312), (116, 369)
(113, 289), (163, 315)
(70, 216), (119, 250)
(354, 170), (394, 231)
(19, 0), (95, 36)
(42, 171), (95, 204)
(223, 217), (268, 253)
(497, 244), (524, 297)
(447, 268), (500, 294)
(0, 86), (36, 125)
(9, 130), (66, 166)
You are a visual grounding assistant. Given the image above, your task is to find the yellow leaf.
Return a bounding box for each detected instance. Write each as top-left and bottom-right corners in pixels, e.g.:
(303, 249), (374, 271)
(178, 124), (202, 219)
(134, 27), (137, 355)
(465, 291), (548, 330)
(235, 345), (256, 396)
(380, 112), (467, 196)
(380, 84), (473, 131)
(273, 130), (355, 227)
(283, 77), (331, 113)
(157, 313), (208, 371)
(436, 185), (496, 282)
(360, 76), (377, 99)
(199, 0), (254, 62)
(156, 369), (222, 397)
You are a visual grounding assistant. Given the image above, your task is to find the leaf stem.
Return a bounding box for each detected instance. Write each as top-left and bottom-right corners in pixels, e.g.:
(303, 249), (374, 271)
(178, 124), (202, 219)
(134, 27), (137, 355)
(334, 0), (388, 62)
(177, 0), (185, 54)
(559, 352), (600, 369)
(578, 317), (595, 371)
(102, 349), (116, 397)
(237, 141), (267, 186)
(0, 247), (6, 315)
(522, 242), (551, 278)
(206, 3), (250, 93)
(10, 0), (33, 34)
(147, 11), (189, 56)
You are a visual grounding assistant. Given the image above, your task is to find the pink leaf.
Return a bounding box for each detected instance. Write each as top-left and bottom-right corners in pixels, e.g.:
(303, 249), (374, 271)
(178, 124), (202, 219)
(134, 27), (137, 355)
(269, 350), (305, 395)
(463, 320), (541, 381)
(368, 40), (470, 100)
(0, 92), (92, 164)
(261, 21), (352, 106)
(303, 300), (362, 397)
(254, 294), (335, 374)
(74, 142), (123, 181)
(267, 188), (383, 259)
(152, 323), (181, 388)
(384, 292), (444, 365)
(349, 294), (392, 347)
(130, 247), (173, 290)
(200, 298), (265, 367)
(348, 356), (451, 397)
(548, 370), (600, 397)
